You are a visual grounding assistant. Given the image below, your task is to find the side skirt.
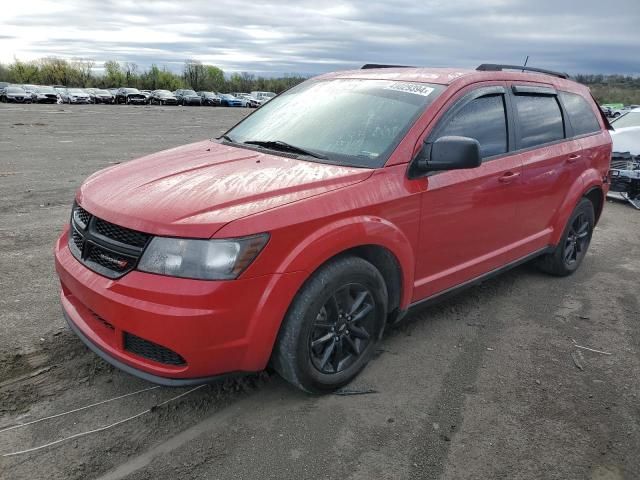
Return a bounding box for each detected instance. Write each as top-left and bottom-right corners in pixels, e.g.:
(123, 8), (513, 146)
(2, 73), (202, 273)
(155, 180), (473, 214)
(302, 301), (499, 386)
(391, 246), (554, 324)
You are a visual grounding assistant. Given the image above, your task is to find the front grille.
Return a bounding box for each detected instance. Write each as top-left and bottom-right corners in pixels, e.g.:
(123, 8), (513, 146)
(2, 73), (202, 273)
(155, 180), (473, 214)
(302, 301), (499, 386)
(124, 332), (186, 366)
(94, 218), (148, 248)
(68, 203), (151, 279)
(71, 229), (84, 252)
(85, 244), (136, 273)
(74, 206), (91, 228)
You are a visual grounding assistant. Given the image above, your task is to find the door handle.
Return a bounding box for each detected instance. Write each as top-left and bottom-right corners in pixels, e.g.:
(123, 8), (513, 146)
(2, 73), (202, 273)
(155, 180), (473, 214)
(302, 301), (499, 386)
(567, 153), (581, 164)
(498, 171), (521, 183)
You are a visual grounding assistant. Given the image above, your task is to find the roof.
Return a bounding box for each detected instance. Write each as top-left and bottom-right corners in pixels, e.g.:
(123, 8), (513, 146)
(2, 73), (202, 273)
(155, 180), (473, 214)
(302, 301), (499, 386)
(316, 67), (475, 85)
(315, 66), (584, 91)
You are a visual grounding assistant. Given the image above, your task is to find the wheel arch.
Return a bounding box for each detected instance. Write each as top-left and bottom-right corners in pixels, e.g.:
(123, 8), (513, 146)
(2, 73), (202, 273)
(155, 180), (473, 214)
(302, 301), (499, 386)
(241, 217), (416, 371)
(550, 169), (605, 245)
(583, 185), (604, 225)
(274, 216), (415, 311)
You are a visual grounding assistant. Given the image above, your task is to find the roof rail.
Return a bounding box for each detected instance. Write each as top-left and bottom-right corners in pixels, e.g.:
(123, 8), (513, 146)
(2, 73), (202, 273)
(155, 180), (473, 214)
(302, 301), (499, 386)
(361, 64), (413, 70)
(476, 64), (569, 79)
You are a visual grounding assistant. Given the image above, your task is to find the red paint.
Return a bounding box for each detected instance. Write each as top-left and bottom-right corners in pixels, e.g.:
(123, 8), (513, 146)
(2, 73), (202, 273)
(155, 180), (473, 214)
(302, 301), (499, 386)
(54, 67), (612, 382)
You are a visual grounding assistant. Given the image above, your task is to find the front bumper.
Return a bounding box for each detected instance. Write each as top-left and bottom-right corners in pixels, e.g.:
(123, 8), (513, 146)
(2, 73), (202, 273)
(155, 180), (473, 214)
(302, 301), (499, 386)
(36, 95), (58, 103)
(55, 227), (305, 383)
(70, 98), (91, 104)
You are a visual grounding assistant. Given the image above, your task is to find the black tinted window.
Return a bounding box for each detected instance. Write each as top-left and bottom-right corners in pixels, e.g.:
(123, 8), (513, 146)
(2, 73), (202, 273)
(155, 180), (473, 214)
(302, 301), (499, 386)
(560, 91), (601, 136)
(515, 95), (564, 148)
(439, 95), (508, 158)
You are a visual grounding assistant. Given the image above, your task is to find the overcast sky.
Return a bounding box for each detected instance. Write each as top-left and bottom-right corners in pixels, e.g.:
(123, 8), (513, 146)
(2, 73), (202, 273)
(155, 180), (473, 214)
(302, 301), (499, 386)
(1, 0), (639, 76)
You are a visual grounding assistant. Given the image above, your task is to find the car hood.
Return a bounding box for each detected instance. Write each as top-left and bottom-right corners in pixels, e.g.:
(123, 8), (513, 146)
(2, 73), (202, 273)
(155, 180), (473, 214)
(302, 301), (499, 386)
(611, 126), (640, 155)
(78, 140), (373, 238)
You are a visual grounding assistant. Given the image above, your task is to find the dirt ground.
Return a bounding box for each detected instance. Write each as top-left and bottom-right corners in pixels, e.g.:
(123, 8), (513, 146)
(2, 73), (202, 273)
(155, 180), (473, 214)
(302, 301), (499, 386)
(0, 104), (638, 480)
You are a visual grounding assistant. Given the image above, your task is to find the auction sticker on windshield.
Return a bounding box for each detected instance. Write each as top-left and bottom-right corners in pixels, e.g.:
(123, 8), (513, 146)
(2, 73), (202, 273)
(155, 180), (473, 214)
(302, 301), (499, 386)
(385, 82), (434, 97)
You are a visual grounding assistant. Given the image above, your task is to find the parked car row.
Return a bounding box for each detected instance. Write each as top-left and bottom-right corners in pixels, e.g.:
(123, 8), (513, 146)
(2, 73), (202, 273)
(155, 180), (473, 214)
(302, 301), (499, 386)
(600, 104), (640, 118)
(0, 83), (276, 108)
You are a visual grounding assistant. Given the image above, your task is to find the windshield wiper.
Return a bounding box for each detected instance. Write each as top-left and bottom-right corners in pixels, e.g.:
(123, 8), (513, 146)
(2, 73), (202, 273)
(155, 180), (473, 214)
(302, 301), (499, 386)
(218, 134), (235, 143)
(243, 140), (328, 159)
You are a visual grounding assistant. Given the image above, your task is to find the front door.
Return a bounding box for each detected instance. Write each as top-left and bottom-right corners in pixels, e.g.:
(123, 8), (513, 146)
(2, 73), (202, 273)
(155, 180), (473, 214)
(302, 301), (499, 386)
(412, 84), (524, 302)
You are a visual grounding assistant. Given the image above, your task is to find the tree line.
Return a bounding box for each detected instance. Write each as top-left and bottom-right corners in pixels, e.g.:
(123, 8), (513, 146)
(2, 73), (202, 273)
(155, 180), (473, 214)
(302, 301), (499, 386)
(0, 57), (307, 94)
(574, 74), (640, 105)
(1, 57), (638, 103)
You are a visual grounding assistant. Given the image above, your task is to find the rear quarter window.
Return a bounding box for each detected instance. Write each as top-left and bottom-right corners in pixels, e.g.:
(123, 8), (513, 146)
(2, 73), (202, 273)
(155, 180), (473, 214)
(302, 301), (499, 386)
(514, 95), (565, 149)
(559, 91), (601, 136)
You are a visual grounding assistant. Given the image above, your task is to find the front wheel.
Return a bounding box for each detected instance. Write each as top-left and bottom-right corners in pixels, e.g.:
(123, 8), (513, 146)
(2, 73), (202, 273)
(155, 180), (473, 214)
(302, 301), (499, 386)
(536, 197), (595, 276)
(272, 256), (388, 393)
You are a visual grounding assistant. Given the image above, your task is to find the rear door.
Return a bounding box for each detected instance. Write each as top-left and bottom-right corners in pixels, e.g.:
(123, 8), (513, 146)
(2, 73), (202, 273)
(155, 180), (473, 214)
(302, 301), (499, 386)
(412, 83), (525, 301)
(506, 83), (584, 250)
(559, 90), (611, 187)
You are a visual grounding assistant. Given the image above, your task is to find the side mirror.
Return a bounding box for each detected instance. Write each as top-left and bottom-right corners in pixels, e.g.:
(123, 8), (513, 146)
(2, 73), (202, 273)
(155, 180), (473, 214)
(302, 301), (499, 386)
(416, 136), (482, 172)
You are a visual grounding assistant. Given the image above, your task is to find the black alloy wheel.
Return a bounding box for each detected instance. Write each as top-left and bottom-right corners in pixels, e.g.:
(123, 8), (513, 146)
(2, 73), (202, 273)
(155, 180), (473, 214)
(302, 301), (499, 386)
(309, 283), (376, 374)
(563, 212), (590, 267)
(536, 197), (595, 276)
(272, 256), (388, 393)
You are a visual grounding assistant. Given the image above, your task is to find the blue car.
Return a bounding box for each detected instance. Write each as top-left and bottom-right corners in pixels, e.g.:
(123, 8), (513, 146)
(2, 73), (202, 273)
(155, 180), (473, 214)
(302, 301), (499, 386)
(219, 94), (244, 107)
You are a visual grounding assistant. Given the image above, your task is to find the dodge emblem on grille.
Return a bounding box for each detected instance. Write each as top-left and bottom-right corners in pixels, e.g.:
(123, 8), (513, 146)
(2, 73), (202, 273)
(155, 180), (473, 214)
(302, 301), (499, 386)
(99, 252), (128, 269)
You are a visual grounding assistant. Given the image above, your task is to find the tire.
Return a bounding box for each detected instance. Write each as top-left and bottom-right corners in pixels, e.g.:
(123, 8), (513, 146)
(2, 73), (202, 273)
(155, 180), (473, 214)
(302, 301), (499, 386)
(536, 197), (595, 276)
(272, 256), (388, 394)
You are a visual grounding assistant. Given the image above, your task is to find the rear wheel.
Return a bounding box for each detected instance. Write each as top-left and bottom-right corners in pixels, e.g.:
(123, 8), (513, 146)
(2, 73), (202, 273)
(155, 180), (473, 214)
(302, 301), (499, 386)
(272, 256), (388, 393)
(536, 197), (595, 276)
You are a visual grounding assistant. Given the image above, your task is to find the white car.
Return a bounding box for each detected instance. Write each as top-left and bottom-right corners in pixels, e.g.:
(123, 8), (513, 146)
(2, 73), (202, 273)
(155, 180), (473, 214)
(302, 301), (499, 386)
(251, 91), (276, 103)
(611, 108), (640, 155)
(610, 105), (640, 119)
(61, 88), (92, 104)
(611, 126), (640, 156)
(609, 108), (640, 208)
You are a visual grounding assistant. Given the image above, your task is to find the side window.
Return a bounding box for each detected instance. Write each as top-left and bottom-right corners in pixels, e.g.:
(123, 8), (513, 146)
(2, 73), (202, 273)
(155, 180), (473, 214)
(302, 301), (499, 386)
(439, 95), (508, 158)
(559, 91), (601, 136)
(514, 95), (564, 148)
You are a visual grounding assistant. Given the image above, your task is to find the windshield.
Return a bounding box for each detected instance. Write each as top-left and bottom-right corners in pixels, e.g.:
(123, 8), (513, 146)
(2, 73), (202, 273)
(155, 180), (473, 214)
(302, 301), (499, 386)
(183, 90), (197, 96)
(612, 111), (640, 129)
(95, 90), (110, 95)
(68, 89), (85, 94)
(6, 87), (26, 94)
(226, 79), (443, 167)
(124, 88), (139, 93)
(37, 87), (56, 93)
(221, 94), (235, 99)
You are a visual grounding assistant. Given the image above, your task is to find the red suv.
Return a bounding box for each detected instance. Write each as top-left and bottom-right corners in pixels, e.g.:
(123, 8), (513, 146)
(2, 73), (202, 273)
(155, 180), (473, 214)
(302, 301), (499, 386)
(54, 64), (612, 393)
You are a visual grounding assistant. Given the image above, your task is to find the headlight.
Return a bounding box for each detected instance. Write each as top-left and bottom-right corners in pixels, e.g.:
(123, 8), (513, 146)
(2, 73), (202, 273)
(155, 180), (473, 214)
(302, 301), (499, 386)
(137, 234), (269, 280)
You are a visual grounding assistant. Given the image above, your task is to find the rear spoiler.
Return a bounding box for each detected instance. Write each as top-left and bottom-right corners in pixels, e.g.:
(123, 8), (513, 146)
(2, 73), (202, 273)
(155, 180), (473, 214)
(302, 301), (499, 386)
(591, 93), (613, 131)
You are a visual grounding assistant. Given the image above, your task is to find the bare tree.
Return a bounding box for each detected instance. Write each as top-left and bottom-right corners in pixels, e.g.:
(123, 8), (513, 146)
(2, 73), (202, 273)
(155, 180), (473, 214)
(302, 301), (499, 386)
(183, 59), (206, 90)
(124, 62), (138, 86)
